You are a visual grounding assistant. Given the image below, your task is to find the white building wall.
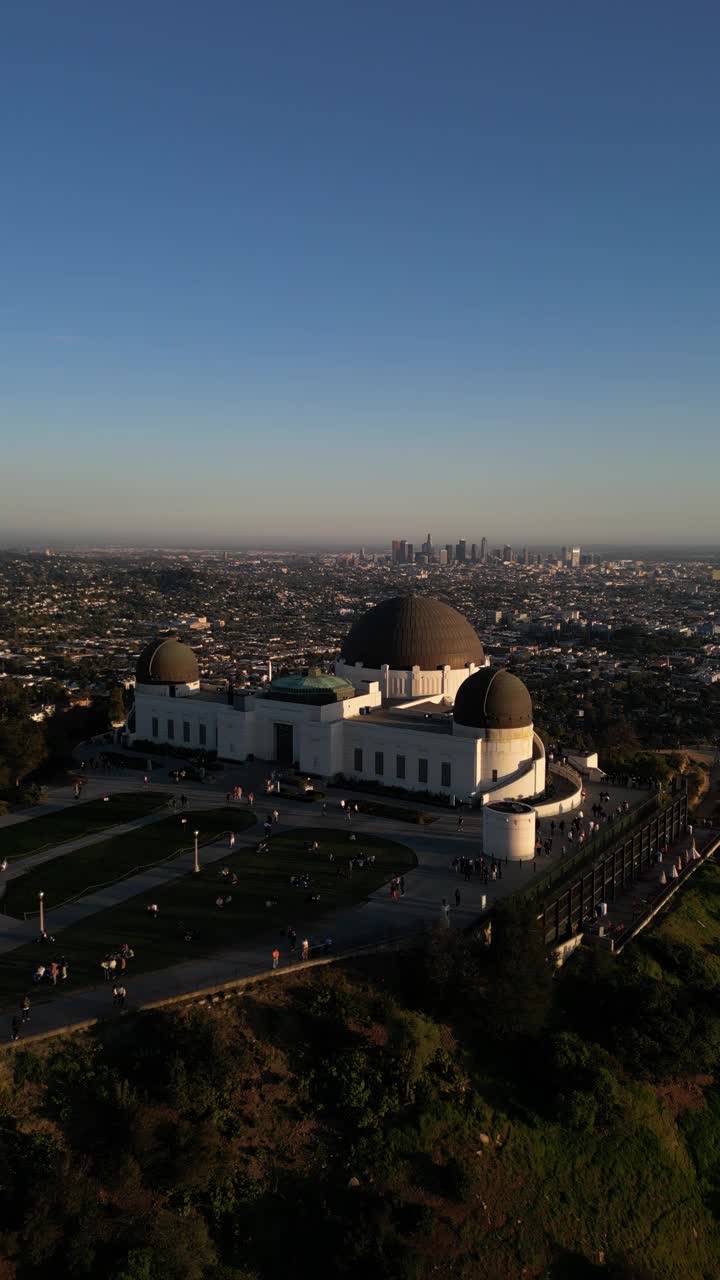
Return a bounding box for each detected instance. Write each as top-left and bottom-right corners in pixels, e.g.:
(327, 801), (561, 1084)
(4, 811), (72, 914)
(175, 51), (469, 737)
(341, 722), (480, 797)
(483, 803), (536, 860)
(132, 691), (222, 751)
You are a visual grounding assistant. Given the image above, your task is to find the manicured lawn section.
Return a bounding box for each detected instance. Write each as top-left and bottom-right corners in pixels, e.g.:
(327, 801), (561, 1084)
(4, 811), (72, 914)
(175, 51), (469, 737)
(0, 827), (414, 1006)
(3, 807), (255, 919)
(0, 792), (172, 861)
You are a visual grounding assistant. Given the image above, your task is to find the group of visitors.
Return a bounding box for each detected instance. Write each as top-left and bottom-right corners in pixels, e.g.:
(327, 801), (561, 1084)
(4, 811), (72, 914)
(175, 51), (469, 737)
(33, 957), (69, 985)
(227, 785), (254, 805)
(451, 854), (503, 883)
(100, 943), (135, 981)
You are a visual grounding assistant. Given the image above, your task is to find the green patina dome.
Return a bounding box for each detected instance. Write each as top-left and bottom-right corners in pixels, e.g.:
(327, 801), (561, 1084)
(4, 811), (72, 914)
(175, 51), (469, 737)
(267, 671), (355, 705)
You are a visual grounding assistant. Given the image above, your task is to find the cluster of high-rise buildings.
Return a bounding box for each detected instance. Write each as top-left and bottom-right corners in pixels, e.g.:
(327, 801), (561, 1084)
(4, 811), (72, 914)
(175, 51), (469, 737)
(390, 534), (489, 567)
(390, 536), (595, 569)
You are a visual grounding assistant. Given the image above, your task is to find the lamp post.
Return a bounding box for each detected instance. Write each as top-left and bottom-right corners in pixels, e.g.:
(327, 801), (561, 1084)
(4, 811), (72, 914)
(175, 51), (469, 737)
(38, 891), (45, 934)
(194, 830), (200, 873)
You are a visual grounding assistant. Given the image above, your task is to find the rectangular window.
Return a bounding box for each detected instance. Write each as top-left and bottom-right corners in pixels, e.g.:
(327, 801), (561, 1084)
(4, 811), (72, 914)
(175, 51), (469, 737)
(353, 747), (363, 771)
(199, 723), (207, 746)
(375, 751), (384, 776)
(396, 754), (406, 779)
(492, 768), (498, 782)
(151, 716), (159, 738)
(183, 720), (190, 744)
(441, 761), (451, 788)
(418, 758), (428, 784)
(167, 718), (175, 740)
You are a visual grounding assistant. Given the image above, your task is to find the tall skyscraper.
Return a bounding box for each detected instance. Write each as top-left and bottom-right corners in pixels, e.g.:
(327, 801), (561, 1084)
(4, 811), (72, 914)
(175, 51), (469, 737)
(423, 531), (433, 560)
(391, 540), (401, 563)
(438, 547), (448, 565)
(503, 544), (513, 562)
(406, 542), (414, 563)
(456, 538), (467, 563)
(470, 543), (477, 563)
(399, 539), (407, 564)
(560, 546), (568, 564)
(445, 543), (454, 563)
(570, 546), (581, 568)
(480, 537), (488, 564)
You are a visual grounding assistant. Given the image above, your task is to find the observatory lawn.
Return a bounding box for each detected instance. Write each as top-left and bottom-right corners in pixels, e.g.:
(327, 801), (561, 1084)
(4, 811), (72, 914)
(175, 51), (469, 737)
(0, 791), (172, 862)
(0, 828), (415, 1005)
(2, 807), (254, 919)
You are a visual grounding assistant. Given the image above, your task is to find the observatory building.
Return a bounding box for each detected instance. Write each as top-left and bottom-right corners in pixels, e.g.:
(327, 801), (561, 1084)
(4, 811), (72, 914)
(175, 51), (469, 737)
(127, 595), (555, 855)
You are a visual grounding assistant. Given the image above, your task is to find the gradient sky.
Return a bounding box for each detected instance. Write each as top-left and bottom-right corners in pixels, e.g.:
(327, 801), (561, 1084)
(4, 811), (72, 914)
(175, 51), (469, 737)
(1, 0), (719, 546)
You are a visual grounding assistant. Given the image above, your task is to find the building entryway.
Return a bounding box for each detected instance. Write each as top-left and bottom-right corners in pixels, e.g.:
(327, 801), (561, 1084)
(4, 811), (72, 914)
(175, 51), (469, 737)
(274, 723), (294, 764)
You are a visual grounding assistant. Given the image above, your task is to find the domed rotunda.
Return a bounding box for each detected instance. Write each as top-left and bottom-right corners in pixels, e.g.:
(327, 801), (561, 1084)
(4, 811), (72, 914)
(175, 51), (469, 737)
(135, 637), (200, 695)
(336, 594), (486, 702)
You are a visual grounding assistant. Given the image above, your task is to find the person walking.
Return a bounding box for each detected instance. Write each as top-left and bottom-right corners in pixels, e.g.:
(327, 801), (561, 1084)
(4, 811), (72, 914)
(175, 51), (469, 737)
(21, 994), (30, 1024)
(272, 947), (280, 970)
(10, 1015), (21, 1042)
(455, 887), (461, 908)
(116, 984), (127, 1009)
(441, 898), (450, 927)
(457, 816), (464, 831)
(301, 938), (310, 961)
(228, 831), (236, 849)
(60, 958), (68, 982)
(49, 961), (59, 986)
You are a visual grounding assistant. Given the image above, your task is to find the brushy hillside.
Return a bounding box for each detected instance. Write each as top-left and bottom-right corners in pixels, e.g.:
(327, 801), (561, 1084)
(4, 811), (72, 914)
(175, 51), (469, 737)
(1, 884), (720, 1279)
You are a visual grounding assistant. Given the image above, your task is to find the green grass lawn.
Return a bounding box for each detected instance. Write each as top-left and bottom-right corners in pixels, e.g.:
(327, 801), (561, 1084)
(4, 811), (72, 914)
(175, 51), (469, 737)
(0, 792), (172, 861)
(2, 807), (255, 918)
(0, 827), (414, 1007)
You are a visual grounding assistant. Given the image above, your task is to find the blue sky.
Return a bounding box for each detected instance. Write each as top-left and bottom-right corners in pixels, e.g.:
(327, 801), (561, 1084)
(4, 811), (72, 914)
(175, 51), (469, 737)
(1, 0), (719, 546)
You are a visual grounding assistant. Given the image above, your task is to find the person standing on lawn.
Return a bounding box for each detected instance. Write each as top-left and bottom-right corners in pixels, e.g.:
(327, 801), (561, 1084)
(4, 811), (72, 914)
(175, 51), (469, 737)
(272, 948), (280, 970)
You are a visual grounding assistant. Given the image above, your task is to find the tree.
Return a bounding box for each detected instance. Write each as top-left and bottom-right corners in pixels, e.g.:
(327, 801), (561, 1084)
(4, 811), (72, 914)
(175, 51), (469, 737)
(108, 685), (127, 727)
(485, 900), (553, 1040)
(386, 1009), (442, 1101)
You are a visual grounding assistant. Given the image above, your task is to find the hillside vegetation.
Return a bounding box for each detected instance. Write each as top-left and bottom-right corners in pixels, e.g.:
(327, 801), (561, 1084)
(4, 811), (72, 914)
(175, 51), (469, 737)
(2, 879), (720, 1279)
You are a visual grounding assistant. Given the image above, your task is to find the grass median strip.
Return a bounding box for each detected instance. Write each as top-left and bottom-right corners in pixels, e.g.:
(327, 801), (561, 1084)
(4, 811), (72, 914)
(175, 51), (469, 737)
(0, 827), (415, 1006)
(2, 807), (255, 918)
(0, 792), (172, 861)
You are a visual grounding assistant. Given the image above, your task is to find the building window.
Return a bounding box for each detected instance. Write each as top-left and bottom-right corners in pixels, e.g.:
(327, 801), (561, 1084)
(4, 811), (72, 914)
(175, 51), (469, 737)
(183, 721), (190, 744)
(199, 723), (207, 746)
(418, 758), (428, 784)
(441, 762), (451, 788)
(151, 716), (159, 738)
(375, 751), (384, 776)
(167, 719), (175, 740)
(354, 747), (363, 771)
(492, 769), (498, 782)
(396, 754), (406, 779)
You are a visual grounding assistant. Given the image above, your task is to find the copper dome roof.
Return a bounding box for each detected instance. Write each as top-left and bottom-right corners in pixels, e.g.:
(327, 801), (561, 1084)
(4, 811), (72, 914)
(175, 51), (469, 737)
(136, 637), (199, 685)
(453, 668), (532, 729)
(340, 594), (484, 671)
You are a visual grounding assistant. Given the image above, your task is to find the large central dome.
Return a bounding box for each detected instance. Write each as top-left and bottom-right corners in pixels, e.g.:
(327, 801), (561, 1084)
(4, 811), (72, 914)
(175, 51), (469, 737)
(340, 594), (484, 671)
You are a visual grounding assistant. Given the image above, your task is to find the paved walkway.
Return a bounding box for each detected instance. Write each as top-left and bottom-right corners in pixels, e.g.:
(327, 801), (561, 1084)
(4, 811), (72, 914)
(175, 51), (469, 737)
(0, 756), (650, 1040)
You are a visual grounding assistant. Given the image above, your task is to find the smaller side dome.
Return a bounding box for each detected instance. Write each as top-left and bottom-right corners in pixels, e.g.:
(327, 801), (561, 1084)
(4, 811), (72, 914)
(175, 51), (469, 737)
(136, 637), (199, 686)
(454, 668), (532, 730)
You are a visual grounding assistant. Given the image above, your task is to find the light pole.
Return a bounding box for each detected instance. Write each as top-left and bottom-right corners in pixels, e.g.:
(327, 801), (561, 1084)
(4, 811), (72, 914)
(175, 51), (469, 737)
(38, 891), (45, 934)
(194, 830), (200, 873)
